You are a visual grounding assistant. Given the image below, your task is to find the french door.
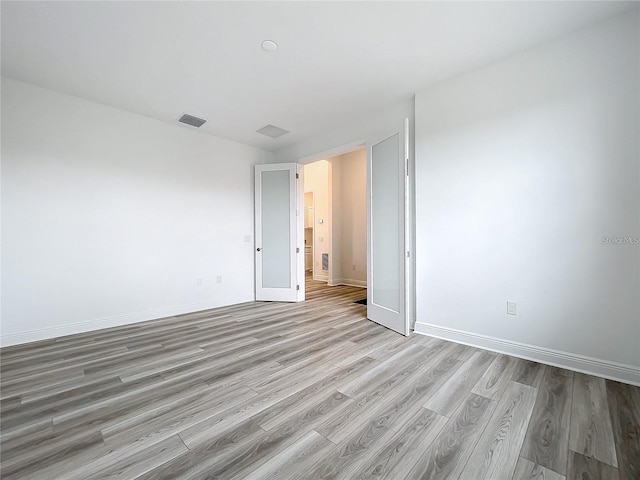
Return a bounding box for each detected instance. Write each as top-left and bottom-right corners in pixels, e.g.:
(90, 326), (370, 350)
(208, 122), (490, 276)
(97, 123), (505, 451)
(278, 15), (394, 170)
(254, 163), (302, 302)
(367, 119), (410, 335)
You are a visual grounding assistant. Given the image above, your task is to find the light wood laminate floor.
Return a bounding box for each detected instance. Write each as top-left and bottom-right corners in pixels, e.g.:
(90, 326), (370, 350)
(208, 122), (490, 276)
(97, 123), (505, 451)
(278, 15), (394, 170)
(1, 278), (639, 479)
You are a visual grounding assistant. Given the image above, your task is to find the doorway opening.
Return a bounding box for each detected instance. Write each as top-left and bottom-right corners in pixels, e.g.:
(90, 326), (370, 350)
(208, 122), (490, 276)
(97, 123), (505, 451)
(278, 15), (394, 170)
(254, 118), (410, 335)
(302, 148), (368, 302)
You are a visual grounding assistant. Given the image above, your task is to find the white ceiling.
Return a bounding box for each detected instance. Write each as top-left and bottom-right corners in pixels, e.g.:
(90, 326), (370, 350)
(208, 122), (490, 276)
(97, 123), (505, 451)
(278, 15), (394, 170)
(2, 1), (637, 152)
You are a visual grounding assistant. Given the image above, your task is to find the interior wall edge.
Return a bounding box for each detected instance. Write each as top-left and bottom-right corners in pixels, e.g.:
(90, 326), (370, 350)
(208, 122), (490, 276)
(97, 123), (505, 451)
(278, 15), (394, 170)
(0, 296), (254, 348)
(327, 278), (367, 288)
(414, 321), (640, 386)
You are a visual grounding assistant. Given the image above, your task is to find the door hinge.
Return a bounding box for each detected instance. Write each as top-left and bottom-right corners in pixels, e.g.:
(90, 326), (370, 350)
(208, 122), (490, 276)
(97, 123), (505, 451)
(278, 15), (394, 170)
(296, 284), (300, 291)
(407, 251), (410, 257)
(296, 247), (300, 253)
(406, 158), (409, 176)
(296, 173), (299, 179)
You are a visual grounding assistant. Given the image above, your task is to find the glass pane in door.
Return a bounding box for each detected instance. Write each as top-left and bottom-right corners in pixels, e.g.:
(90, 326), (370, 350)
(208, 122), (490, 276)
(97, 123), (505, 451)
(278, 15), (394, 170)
(261, 169), (291, 288)
(371, 133), (400, 312)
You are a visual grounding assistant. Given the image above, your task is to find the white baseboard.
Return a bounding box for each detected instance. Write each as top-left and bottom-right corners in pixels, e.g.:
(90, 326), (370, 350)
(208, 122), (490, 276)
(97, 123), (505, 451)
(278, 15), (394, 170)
(0, 297), (252, 348)
(328, 278), (367, 288)
(414, 321), (640, 387)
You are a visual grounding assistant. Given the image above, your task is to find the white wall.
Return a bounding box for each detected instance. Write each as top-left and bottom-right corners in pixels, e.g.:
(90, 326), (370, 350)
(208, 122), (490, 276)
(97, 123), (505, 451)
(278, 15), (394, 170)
(1, 78), (270, 346)
(329, 149), (367, 287)
(276, 100), (414, 164)
(303, 160), (330, 281)
(329, 158), (341, 285)
(414, 12), (640, 383)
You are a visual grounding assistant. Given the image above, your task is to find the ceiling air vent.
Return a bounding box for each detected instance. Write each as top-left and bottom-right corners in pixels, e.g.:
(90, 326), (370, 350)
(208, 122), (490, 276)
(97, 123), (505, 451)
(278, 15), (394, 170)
(256, 124), (289, 139)
(178, 114), (207, 128)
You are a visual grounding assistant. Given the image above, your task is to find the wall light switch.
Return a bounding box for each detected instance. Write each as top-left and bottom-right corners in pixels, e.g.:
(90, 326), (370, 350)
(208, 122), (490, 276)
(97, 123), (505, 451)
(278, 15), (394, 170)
(216, 276), (223, 284)
(244, 235), (252, 243)
(507, 301), (518, 316)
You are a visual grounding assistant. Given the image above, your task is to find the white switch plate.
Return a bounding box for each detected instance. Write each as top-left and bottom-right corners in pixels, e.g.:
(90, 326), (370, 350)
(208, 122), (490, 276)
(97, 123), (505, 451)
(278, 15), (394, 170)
(216, 276), (223, 284)
(244, 235), (251, 243)
(507, 301), (518, 316)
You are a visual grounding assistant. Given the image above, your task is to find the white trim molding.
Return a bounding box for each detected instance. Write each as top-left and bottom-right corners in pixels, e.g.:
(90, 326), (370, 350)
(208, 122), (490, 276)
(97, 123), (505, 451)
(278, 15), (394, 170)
(0, 297), (252, 348)
(328, 278), (367, 288)
(414, 321), (640, 387)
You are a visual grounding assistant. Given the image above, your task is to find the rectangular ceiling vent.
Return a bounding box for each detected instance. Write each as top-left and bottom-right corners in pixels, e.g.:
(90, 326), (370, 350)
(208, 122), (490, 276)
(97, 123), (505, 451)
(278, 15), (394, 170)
(256, 124), (290, 139)
(179, 114), (207, 128)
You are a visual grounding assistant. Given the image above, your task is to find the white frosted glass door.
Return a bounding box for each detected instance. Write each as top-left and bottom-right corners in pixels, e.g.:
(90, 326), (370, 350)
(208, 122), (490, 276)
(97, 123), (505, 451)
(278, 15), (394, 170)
(367, 119), (409, 335)
(261, 170), (290, 288)
(255, 164), (299, 302)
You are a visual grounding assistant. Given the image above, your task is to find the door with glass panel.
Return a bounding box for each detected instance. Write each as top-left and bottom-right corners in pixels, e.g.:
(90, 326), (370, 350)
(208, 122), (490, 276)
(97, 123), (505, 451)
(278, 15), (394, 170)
(255, 163), (301, 302)
(367, 119), (409, 335)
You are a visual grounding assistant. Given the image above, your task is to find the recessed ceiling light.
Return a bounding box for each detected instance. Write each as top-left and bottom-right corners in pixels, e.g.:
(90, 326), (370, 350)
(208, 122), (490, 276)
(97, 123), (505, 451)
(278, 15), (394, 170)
(261, 40), (278, 52)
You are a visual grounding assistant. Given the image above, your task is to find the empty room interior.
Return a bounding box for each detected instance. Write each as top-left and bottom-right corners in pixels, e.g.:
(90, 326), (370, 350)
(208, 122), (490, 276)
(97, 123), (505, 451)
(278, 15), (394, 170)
(1, 2), (639, 480)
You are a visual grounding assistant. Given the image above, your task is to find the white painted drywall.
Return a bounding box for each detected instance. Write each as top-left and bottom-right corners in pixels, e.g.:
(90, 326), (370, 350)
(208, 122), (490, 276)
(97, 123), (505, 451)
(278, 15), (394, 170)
(415, 12), (640, 369)
(329, 150), (367, 287)
(329, 158), (342, 286)
(276, 100), (414, 164)
(303, 160), (330, 281)
(1, 78), (270, 346)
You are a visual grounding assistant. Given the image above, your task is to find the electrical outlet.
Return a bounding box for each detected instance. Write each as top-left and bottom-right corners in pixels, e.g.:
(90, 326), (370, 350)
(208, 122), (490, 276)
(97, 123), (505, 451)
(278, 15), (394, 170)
(216, 276), (223, 284)
(507, 301), (518, 316)
(197, 277), (204, 286)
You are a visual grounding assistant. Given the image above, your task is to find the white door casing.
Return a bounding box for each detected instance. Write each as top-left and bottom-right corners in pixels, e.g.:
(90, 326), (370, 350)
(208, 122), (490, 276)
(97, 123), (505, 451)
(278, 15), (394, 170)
(255, 163), (303, 302)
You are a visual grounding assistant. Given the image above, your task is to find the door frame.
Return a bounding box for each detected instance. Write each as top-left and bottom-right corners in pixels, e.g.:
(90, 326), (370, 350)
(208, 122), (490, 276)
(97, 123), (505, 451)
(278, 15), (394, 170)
(255, 163), (304, 302)
(298, 143), (365, 296)
(295, 131), (415, 332)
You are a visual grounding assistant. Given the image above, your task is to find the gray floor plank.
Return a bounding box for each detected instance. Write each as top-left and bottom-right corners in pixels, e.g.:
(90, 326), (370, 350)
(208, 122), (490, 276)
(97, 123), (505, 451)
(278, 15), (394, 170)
(569, 373), (618, 467)
(520, 367), (573, 476)
(316, 342), (464, 445)
(512, 359), (547, 387)
(422, 350), (495, 417)
(1, 275), (638, 480)
(471, 353), (519, 400)
(348, 407), (449, 480)
(567, 450), (620, 480)
(458, 380), (538, 480)
(409, 392), (497, 479)
(512, 457), (565, 480)
(238, 429), (337, 480)
(606, 379), (640, 480)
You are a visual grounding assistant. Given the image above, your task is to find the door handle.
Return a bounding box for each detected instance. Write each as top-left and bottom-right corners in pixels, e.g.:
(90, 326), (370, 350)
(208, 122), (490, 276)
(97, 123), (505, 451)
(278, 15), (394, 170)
(256, 248), (261, 252)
